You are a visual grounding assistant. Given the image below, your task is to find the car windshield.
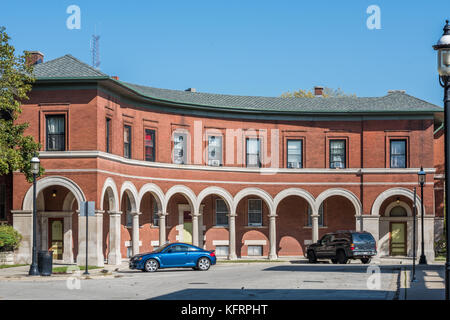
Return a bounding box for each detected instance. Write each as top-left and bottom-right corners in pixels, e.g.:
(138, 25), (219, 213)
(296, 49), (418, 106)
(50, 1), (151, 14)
(152, 243), (171, 253)
(352, 233), (375, 243)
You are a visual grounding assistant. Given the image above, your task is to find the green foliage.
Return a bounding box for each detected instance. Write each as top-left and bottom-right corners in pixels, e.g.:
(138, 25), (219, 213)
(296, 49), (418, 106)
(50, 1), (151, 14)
(281, 87), (356, 98)
(0, 224), (22, 252)
(0, 26), (43, 182)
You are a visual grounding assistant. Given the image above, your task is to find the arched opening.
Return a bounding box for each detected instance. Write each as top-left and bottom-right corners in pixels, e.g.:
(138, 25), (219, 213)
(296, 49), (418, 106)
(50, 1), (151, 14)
(378, 195), (415, 257)
(235, 195), (271, 258)
(316, 195), (357, 238)
(165, 189), (196, 245)
(200, 194), (230, 255)
(138, 192), (162, 252)
(120, 190), (137, 258)
(275, 195), (312, 256)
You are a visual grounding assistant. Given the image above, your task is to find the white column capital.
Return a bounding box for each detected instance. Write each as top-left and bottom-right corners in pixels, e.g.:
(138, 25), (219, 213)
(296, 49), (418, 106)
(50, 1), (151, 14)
(108, 210), (122, 216)
(130, 211), (142, 216)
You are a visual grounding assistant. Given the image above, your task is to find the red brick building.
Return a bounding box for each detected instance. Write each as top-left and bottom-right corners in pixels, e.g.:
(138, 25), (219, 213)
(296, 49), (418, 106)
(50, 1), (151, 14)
(2, 53), (445, 266)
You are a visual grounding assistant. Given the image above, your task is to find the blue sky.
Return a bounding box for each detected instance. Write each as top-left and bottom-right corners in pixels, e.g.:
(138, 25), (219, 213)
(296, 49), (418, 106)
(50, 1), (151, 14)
(1, 0), (449, 105)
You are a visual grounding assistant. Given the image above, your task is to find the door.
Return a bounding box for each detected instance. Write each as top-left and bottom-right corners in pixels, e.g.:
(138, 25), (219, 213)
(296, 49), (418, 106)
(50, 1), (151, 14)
(390, 222), (407, 256)
(183, 211), (193, 244)
(160, 245), (190, 267)
(48, 218), (64, 260)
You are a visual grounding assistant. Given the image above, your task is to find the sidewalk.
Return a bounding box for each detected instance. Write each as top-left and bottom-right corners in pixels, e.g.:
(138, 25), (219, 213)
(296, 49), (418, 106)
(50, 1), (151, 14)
(399, 263), (446, 300)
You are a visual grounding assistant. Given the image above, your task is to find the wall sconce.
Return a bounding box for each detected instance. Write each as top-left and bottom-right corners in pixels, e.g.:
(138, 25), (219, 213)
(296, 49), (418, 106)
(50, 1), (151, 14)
(396, 197), (400, 205)
(52, 190), (57, 198)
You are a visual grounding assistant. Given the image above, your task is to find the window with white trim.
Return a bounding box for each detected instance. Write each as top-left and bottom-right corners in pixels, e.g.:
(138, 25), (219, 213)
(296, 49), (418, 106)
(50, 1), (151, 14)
(46, 115), (65, 151)
(215, 199), (228, 226)
(287, 139), (302, 168)
(215, 246), (229, 257)
(390, 140), (407, 168)
(247, 245), (262, 256)
(246, 138), (261, 168)
(248, 199), (262, 226)
(173, 132), (187, 164)
(208, 135), (222, 166)
(330, 140), (346, 169)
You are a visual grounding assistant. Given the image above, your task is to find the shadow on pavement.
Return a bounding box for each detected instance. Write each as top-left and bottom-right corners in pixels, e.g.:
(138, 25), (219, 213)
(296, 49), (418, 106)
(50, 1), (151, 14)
(262, 264), (402, 273)
(148, 288), (392, 300)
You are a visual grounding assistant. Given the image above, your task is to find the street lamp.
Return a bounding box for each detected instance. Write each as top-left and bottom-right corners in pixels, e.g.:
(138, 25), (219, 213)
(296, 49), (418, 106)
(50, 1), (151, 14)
(418, 166), (427, 265)
(28, 156), (40, 276)
(433, 19), (450, 300)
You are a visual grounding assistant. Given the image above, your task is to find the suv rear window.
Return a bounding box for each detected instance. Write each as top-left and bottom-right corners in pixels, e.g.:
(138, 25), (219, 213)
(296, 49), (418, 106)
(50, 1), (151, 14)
(352, 233), (375, 243)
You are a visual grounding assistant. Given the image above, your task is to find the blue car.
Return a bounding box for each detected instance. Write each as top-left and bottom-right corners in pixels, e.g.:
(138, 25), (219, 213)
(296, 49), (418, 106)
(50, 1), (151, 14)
(129, 243), (217, 272)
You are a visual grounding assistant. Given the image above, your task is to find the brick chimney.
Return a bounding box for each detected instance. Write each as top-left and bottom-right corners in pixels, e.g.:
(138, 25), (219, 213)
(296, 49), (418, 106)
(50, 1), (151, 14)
(25, 51), (44, 66)
(111, 76), (119, 80)
(314, 86), (324, 97)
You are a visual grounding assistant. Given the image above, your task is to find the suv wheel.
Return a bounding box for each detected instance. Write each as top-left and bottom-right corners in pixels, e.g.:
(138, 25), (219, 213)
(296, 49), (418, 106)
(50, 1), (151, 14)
(361, 258), (371, 264)
(336, 250), (348, 264)
(307, 250), (317, 263)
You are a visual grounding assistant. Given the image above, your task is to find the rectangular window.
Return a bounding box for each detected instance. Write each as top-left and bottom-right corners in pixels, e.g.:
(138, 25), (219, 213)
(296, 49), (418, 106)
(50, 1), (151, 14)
(215, 245), (229, 257)
(0, 185), (5, 221)
(106, 118), (111, 153)
(330, 140), (346, 169)
(145, 129), (156, 162)
(124, 125), (132, 159)
(126, 197), (132, 227)
(390, 140), (407, 168)
(208, 136), (222, 166)
(248, 199), (262, 226)
(246, 138), (261, 168)
(307, 204), (324, 227)
(173, 132), (187, 164)
(247, 245), (262, 256)
(215, 199), (228, 226)
(287, 139), (302, 168)
(153, 201), (159, 226)
(46, 115), (65, 151)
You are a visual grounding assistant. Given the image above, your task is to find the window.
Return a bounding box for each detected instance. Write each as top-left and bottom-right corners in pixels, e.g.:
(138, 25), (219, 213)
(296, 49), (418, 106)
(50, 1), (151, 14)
(248, 199), (262, 226)
(390, 140), (406, 168)
(126, 197), (132, 227)
(0, 185), (5, 221)
(124, 125), (132, 159)
(330, 140), (346, 169)
(127, 246), (132, 258)
(390, 206), (408, 217)
(215, 199), (228, 226)
(173, 132), (187, 164)
(208, 136), (222, 166)
(307, 203), (324, 227)
(153, 201), (159, 226)
(246, 138), (261, 168)
(247, 245), (262, 256)
(106, 118), (111, 153)
(215, 246), (229, 256)
(287, 139), (302, 168)
(46, 115), (65, 151)
(145, 129), (156, 162)
(168, 245), (189, 252)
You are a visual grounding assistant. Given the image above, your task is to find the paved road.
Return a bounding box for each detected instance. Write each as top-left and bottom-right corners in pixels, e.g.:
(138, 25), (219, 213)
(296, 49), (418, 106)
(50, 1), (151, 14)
(0, 262), (400, 300)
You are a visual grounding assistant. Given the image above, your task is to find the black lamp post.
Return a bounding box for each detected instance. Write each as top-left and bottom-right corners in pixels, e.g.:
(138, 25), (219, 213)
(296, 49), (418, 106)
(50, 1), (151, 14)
(433, 19), (450, 300)
(418, 167), (427, 265)
(28, 156), (40, 276)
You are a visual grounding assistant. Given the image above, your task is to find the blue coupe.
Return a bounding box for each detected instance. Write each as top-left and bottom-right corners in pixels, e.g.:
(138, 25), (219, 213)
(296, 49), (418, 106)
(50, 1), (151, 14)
(129, 243), (217, 272)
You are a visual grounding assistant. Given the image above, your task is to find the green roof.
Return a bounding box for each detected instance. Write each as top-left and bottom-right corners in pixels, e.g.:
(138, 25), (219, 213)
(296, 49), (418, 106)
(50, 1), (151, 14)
(33, 54), (444, 115)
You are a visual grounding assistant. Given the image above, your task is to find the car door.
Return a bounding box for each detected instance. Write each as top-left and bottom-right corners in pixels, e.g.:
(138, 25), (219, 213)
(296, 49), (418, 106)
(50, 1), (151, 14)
(323, 234), (336, 257)
(160, 245), (190, 267)
(315, 235), (330, 258)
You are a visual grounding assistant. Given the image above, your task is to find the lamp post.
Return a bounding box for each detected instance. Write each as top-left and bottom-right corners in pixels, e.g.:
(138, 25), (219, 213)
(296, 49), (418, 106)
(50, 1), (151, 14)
(418, 166), (427, 265)
(433, 19), (450, 300)
(28, 156), (40, 276)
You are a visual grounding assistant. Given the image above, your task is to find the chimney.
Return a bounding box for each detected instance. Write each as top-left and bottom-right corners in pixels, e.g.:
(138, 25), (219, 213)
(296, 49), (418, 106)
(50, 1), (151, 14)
(314, 86), (324, 97)
(25, 51), (44, 66)
(111, 76), (119, 80)
(185, 88), (196, 93)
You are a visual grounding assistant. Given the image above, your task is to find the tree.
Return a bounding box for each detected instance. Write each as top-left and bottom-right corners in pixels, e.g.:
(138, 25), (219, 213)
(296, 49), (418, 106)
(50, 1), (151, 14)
(0, 26), (43, 182)
(281, 87), (356, 98)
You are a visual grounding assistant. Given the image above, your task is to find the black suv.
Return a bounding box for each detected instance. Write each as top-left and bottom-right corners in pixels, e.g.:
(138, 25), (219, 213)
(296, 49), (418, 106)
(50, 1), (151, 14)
(306, 231), (377, 264)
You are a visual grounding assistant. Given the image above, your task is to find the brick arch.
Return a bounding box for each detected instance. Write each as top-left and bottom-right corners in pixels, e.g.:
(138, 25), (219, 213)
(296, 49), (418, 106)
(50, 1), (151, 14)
(233, 188), (274, 214)
(164, 185), (197, 214)
(315, 188), (362, 216)
(372, 187), (424, 216)
(273, 188), (315, 214)
(120, 181), (139, 212)
(138, 183), (165, 213)
(100, 177), (120, 212)
(197, 186), (234, 213)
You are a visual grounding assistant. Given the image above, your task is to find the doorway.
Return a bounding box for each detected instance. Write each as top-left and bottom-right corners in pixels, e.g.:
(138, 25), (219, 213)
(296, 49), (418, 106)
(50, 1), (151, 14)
(48, 218), (64, 260)
(183, 211), (193, 244)
(390, 222), (407, 256)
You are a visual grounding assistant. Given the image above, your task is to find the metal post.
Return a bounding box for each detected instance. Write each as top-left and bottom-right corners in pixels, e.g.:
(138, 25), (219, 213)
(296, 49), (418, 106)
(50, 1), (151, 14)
(419, 180), (427, 264)
(443, 77), (450, 299)
(412, 187), (417, 281)
(28, 173), (39, 275)
(84, 201), (89, 275)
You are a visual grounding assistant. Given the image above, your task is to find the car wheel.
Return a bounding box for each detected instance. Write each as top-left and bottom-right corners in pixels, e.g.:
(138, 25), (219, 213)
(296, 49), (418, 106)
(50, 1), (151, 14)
(144, 258), (159, 272)
(361, 258), (371, 264)
(307, 250), (317, 263)
(336, 251), (348, 264)
(197, 257), (211, 271)
(331, 259), (338, 264)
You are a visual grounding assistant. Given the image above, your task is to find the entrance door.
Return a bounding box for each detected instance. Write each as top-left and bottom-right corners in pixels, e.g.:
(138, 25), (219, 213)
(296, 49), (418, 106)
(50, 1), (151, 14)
(183, 211), (192, 244)
(48, 218), (64, 260)
(390, 222), (407, 256)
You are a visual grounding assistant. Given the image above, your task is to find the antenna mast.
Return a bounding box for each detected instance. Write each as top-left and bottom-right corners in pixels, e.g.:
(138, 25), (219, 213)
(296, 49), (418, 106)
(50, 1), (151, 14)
(90, 31), (101, 69)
